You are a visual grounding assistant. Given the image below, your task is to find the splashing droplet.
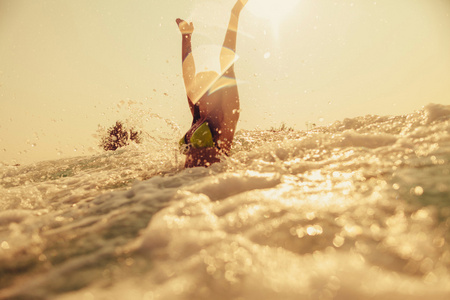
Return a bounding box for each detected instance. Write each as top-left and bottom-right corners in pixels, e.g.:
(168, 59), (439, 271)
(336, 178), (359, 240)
(413, 186), (424, 196)
(1, 241), (10, 250)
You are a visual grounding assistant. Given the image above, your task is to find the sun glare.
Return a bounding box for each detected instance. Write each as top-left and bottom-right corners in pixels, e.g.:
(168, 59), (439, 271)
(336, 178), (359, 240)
(246, 0), (301, 24)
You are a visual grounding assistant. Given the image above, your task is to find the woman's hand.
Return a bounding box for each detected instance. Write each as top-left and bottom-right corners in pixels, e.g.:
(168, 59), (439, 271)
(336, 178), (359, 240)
(176, 18), (194, 34)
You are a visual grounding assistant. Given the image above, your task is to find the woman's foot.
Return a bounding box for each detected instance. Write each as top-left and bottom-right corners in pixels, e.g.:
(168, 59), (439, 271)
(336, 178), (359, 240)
(176, 18), (194, 34)
(232, 0), (248, 16)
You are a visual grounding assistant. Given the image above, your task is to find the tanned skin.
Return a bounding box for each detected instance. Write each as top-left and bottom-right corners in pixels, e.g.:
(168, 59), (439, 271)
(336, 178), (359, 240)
(177, 0), (248, 168)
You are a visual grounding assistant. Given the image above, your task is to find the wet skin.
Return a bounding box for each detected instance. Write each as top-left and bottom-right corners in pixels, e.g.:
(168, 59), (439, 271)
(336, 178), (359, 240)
(177, 0), (247, 168)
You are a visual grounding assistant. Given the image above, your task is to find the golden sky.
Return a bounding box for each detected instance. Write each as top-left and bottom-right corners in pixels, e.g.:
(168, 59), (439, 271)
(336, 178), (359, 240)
(1, 0), (449, 164)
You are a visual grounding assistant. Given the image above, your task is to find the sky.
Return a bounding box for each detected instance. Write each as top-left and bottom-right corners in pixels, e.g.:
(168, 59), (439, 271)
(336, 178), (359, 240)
(1, 0), (449, 165)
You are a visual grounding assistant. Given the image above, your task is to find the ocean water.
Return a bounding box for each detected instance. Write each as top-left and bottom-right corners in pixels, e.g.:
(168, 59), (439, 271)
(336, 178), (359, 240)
(1, 103), (450, 300)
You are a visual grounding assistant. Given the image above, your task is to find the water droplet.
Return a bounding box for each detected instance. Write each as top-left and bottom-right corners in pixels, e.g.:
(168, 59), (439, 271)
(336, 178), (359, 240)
(413, 186), (424, 196)
(424, 272), (437, 284)
(1, 241), (10, 250)
(306, 212), (315, 220)
(264, 52), (271, 59)
(125, 258), (135, 266)
(333, 235), (345, 248)
(306, 225), (323, 236)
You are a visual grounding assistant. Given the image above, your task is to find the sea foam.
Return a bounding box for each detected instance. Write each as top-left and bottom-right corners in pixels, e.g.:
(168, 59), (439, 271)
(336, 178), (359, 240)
(1, 104), (450, 300)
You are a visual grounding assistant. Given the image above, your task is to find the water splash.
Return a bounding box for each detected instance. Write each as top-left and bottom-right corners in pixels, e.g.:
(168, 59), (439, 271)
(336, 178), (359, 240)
(1, 104), (450, 299)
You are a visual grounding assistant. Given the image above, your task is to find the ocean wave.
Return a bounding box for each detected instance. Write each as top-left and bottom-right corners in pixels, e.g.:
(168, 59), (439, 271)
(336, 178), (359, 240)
(1, 104), (450, 300)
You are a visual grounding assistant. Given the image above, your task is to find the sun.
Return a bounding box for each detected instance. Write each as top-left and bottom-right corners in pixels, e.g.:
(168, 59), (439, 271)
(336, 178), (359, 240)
(245, 0), (301, 24)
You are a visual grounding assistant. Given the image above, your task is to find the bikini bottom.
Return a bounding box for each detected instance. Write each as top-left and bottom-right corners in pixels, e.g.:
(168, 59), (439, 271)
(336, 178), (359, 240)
(179, 122), (215, 154)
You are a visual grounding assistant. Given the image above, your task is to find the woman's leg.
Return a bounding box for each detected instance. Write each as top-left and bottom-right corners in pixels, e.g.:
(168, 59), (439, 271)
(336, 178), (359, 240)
(181, 1), (248, 168)
(207, 0), (247, 157)
(220, 0), (248, 76)
(176, 18), (197, 115)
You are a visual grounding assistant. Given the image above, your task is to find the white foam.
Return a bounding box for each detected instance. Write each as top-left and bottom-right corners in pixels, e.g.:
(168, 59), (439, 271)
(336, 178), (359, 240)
(0, 209), (35, 226)
(424, 103), (450, 124)
(1, 104), (450, 300)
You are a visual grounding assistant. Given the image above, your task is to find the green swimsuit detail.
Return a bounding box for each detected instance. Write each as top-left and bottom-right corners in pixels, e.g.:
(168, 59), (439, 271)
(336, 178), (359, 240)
(179, 122), (215, 151)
